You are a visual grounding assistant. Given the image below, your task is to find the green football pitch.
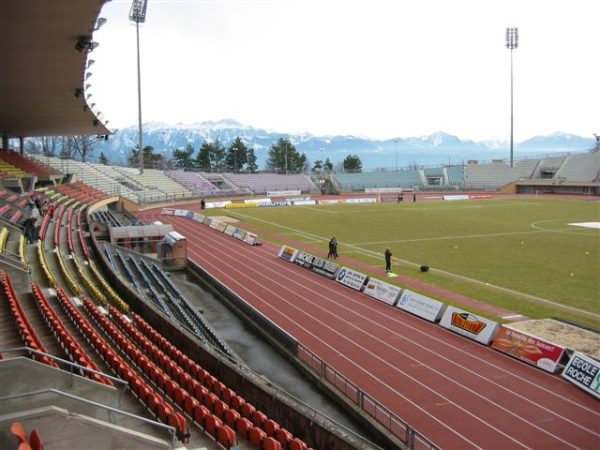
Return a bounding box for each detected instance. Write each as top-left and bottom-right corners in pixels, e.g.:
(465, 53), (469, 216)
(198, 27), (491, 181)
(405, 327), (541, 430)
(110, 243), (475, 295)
(216, 196), (600, 329)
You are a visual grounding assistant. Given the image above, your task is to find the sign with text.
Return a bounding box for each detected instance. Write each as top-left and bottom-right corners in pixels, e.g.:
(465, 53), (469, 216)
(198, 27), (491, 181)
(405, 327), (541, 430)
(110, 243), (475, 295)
(293, 250), (340, 279)
(160, 208), (175, 216)
(242, 232), (259, 245)
(335, 267), (369, 291)
(491, 326), (565, 373)
(396, 289), (446, 323)
(440, 306), (499, 345)
(278, 245), (299, 263)
(223, 224), (237, 236)
(363, 278), (402, 306)
(232, 228), (246, 241)
(561, 352), (600, 399)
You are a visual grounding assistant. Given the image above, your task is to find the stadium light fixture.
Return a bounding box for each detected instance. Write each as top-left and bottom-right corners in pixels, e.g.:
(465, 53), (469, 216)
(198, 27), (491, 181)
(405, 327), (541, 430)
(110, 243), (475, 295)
(74, 88), (84, 98)
(95, 18), (107, 31)
(87, 59), (95, 68)
(506, 27), (518, 168)
(85, 72), (93, 80)
(129, 0), (149, 174)
(85, 83), (92, 90)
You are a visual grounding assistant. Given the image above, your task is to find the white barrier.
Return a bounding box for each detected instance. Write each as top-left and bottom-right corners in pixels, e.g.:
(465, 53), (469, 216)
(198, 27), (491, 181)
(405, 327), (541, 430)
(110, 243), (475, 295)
(439, 306), (499, 345)
(561, 352), (600, 399)
(335, 267), (369, 291)
(396, 289), (446, 322)
(363, 278), (402, 306)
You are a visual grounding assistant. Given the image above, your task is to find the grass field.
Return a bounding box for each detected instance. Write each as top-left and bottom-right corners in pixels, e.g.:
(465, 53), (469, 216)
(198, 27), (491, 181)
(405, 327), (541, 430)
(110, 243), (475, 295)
(214, 196), (600, 329)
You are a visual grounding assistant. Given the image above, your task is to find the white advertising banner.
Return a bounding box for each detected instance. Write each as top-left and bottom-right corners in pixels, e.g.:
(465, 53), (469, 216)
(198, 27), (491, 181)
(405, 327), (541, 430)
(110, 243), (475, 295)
(278, 245), (299, 263)
(396, 289), (446, 322)
(206, 201), (232, 209)
(443, 195), (469, 201)
(223, 224), (237, 236)
(292, 200), (316, 206)
(439, 306), (500, 345)
(335, 267), (369, 291)
(174, 209), (188, 216)
(363, 278), (402, 306)
(345, 198), (377, 204)
(267, 190), (301, 197)
(561, 352), (600, 399)
(160, 208), (175, 216)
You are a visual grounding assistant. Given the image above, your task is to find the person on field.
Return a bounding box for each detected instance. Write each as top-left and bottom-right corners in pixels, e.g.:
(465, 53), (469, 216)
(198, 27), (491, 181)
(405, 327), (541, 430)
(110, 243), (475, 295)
(413, 193), (416, 202)
(200, 198), (206, 210)
(327, 237), (336, 259)
(385, 247), (392, 273)
(398, 192), (404, 203)
(332, 237), (339, 259)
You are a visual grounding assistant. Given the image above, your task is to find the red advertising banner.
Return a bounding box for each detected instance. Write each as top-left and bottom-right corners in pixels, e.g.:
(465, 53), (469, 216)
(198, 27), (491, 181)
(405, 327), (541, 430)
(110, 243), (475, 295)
(491, 325), (565, 373)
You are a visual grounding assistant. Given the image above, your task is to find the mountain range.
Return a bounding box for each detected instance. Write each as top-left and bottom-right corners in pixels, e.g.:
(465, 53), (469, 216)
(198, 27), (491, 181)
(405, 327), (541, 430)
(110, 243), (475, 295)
(96, 119), (595, 170)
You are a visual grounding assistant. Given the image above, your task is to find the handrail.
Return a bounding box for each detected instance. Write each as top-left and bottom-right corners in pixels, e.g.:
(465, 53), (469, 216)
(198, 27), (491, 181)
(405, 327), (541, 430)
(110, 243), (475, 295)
(0, 347), (126, 386)
(298, 343), (440, 450)
(0, 388), (176, 447)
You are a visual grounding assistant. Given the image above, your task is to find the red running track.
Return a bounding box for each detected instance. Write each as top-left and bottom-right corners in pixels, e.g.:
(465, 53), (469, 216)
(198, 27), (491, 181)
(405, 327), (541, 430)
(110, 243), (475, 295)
(137, 208), (600, 450)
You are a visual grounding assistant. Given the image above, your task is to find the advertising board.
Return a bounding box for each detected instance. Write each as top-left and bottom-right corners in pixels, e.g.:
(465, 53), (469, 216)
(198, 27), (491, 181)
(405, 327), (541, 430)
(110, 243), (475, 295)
(278, 245), (299, 263)
(491, 326), (565, 373)
(561, 352), (600, 399)
(439, 306), (499, 345)
(293, 251), (339, 279)
(396, 289), (446, 322)
(363, 278), (402, 306)
(335, 267), (368, 291)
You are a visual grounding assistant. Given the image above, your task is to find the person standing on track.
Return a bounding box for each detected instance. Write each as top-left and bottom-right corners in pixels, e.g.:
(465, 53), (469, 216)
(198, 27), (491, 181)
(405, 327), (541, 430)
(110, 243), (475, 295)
(384, 247), (392, 273)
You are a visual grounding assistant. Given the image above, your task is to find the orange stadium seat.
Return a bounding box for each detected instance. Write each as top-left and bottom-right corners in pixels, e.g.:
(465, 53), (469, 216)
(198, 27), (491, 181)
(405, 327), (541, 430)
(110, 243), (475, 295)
(10, 422), (27, 443)
(235, 417), (253, 440)
(263, 436), (283, 450)
(264, 419), (280, 437)
(216, 424), (237, 449)
(204, 414), (222, 439)
(249, 426), (267, 449)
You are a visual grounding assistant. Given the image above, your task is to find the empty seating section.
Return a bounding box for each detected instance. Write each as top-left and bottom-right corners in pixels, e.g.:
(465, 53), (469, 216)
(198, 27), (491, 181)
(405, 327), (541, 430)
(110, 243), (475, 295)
(223, 173), (315, 194)
(464, 159), (538, 189)
(87, 259), (129, 313)
(52, 289), (189, 442)
(165, 170), (217, 194)
(126, 254), (174, 319)
(0, 270), (57, 367)
(555, 152), (600, 181)
(52, 182), (108, 204)
(150, 262), (233, 356)
(0, 149), (57, 176)
(446, 165), (465, 186)
(110, 167), (193, 200)
(30, 282), (109, 385)
(130, 313), (311, 449)
(91, 209), (122, 227)
(334, 170), (422, 191)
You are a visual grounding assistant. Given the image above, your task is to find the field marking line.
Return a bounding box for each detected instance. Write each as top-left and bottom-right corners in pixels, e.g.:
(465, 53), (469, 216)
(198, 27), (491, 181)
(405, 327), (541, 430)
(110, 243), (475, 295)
(353, 229), (546, 246)
(228, 210), (600, 321)
(531, 219), (600, 236)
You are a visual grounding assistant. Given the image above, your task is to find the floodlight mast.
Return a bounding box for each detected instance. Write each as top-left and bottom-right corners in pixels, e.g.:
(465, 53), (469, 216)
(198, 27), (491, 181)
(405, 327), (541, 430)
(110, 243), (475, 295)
(506, 27), (518, 168)
(130, 0), (148, 174)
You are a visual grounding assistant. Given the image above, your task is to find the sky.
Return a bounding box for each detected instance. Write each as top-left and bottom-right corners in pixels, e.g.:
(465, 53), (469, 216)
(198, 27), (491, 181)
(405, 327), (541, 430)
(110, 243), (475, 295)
(90, 0), (600, 142)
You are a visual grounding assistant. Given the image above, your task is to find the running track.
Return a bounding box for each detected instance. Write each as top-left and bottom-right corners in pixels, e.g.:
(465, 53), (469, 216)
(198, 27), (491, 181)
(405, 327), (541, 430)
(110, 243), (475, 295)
(137, 207), (600, 450)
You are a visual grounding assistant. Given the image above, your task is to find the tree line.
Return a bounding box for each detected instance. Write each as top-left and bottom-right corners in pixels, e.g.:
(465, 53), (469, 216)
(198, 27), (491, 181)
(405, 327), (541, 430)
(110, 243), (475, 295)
(24, 135), (364, 173)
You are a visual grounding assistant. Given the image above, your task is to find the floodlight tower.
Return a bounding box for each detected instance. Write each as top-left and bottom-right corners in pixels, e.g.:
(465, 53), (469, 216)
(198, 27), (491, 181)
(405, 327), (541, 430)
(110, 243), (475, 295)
(130, 0), (148, 174)
(506, 27), (518, 168)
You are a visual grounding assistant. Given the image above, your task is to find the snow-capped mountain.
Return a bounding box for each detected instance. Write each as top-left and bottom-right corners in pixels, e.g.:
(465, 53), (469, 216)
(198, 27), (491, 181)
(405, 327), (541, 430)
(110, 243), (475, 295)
(96, 119), (595, 169)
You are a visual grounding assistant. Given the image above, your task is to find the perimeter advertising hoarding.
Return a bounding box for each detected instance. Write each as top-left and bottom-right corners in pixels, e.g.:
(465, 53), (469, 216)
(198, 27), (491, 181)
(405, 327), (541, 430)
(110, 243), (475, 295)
(440, 306), (500, 345)
(160, 208), (175, 216)
(491, 325), (565, 373)
(363, 278), (402, 306)
(335, 267), (368, 291)
(232, 228), (246, 241)
(293, 250), (340, 279)
(214, 221), (228, 233)
(192, 213), (205, 223)
(292, 200), (317, 206)
(396, 289), (446, 323)
(267, 190), (301, 196)
(561, 352), (600, 399)
(242, 232), (259, 245)
(174, 209), (188, 216)
(278, 245), (299, 263)
(223, 224), (237, 236)
(209, 220), (221, 230)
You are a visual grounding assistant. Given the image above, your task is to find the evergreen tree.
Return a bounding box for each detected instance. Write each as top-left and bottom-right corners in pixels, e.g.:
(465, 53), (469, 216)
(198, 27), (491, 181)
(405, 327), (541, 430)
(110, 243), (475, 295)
(246, 148), (258, 173)
(224, 137), (248, 173)
(312, 160), (323, 173)
(195, 141), (213, 172)
(173, 144), (195, 170)
(343, 154), (362, 173)
(128, 145), (163, 169)
(267, 138), (307, 173)
(98, 152), (109, 165)
(211, 139), (226, 172)
(324, 157), (334, 173)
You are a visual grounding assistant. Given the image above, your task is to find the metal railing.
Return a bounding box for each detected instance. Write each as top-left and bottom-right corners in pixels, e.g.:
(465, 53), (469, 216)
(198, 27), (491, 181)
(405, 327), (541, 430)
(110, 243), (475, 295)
(298, 344), (440, 450)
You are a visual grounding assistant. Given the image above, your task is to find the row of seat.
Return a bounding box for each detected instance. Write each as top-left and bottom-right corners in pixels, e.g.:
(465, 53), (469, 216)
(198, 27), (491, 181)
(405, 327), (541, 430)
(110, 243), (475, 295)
(69, 253), (106, 305)
(110, 306), (292, 450)
(77, 209), (91, 259)
(0, 270), (56, 368)
(36, 240), (56, 287)
(66, 206), (77, 253)
(30, 282), (109, 385)
(0, 226), (9, 252)
(9, 421), (43, 450)
(87, 259), (129, 313)
(53, 288), (190, 442)
(52, 205), (66, 247)
(131, 313), (313, 450)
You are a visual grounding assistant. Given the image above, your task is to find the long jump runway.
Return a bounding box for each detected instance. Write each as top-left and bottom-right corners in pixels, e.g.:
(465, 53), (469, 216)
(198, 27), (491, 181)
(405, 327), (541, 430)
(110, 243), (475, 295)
(137, 208), (599, 450)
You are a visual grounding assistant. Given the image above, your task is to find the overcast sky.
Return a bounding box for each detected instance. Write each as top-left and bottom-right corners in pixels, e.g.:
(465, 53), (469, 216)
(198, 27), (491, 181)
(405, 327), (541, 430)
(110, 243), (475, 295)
(90, 0), (599, 142)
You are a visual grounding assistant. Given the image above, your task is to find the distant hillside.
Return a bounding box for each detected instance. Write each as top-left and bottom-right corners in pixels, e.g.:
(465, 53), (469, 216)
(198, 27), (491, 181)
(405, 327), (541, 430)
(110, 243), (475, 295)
(86, 119), (599, 169)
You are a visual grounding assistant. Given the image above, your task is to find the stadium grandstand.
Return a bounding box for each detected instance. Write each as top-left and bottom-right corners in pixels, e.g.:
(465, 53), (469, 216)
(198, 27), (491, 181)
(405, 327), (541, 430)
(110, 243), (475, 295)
(1, 2), (599, 450)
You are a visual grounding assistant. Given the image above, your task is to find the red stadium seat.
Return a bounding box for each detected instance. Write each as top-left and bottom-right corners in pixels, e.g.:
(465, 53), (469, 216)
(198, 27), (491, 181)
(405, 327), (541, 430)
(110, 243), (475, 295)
(29, 429), (43, 450)
(240, 402), (255, 419)
(216, 424), (237, 449)
(249, 426), (267, 449)
(263, 436), (283, 450)
(193, 404), (210, 428)
(223, 408), (240, 429)
(10, 422), (27, 443)
(289, 437), (308, 450)
(264, 419), (280, 437)
(235, 417), (253, 439)
(276, 427), (293, 447)
(252, 409), (267, 428)
(204, 414), (223, 439)
(231, 394), (246, 412)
